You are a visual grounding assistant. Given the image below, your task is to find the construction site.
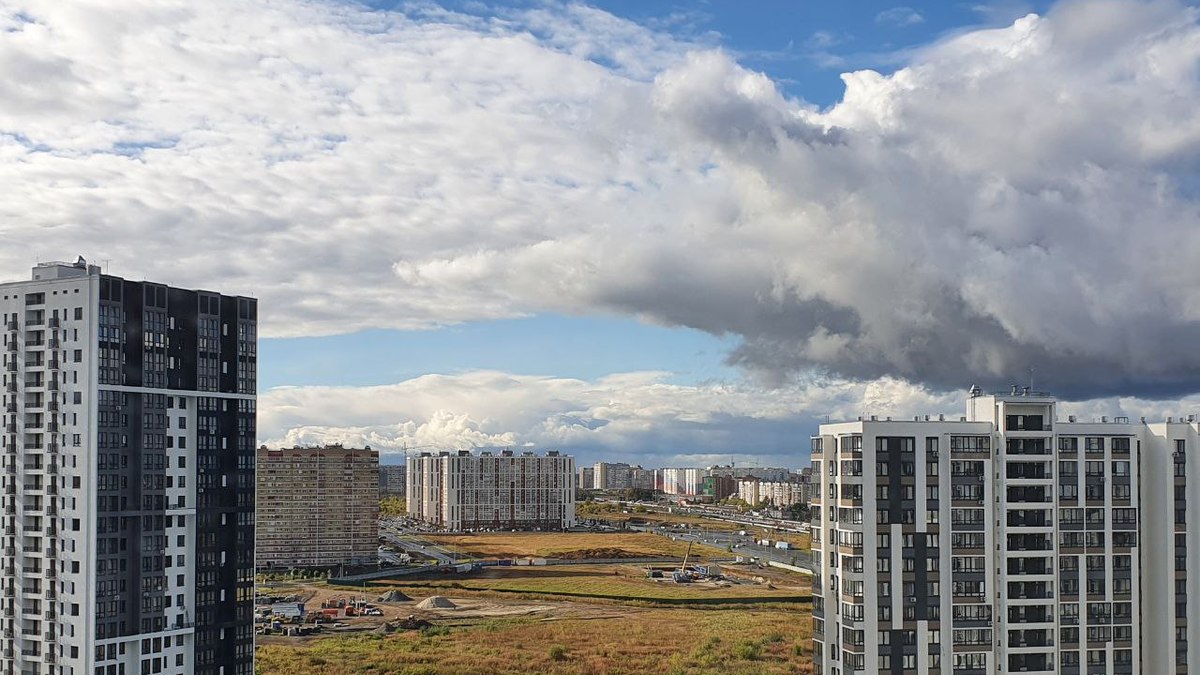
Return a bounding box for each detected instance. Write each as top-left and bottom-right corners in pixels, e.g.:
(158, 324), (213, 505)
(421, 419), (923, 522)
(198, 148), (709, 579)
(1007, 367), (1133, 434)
(255, 524), (815, 674)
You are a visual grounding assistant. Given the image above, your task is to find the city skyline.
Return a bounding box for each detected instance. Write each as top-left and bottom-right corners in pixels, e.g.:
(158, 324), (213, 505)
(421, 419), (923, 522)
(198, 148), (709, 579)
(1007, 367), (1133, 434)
(8, 0), (1200, 467)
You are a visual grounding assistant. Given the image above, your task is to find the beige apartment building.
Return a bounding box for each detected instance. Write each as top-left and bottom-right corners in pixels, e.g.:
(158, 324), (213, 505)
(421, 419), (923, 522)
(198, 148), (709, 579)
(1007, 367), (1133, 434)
(408, 449), (575, 531)
(256, 444), (380, 567)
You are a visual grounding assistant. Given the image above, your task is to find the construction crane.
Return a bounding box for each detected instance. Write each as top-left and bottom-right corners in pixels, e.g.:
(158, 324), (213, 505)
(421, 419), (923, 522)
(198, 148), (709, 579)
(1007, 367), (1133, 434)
(673, 540), (694, 583)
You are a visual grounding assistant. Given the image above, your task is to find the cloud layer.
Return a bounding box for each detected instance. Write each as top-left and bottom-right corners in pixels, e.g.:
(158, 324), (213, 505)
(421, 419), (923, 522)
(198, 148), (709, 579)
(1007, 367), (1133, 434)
(4, 1), (1200, 397)
(258, 371), (962, 466)
(259, 371), (1200, 466)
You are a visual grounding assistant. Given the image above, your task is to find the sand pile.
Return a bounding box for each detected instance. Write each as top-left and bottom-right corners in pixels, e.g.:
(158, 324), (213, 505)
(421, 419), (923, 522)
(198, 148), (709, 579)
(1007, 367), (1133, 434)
(377, 590), (412, 603)
(416, 596), (457, 610)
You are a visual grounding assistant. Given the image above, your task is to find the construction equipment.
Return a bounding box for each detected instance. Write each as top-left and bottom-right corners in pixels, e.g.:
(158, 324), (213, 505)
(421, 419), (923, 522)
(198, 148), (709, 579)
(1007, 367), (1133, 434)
(672, 541), (694, 583)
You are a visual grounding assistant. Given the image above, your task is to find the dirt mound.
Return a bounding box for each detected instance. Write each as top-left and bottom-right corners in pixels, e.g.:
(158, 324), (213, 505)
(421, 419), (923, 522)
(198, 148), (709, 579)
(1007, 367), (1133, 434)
(377, 590), (412, 603)
(416, 596), (457, 610)
(556, 548), (644, 560)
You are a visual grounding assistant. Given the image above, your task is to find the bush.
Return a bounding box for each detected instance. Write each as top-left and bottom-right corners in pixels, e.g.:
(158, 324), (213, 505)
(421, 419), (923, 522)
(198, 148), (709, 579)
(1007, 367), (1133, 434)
(549, 645), (568, 661)
(733, 640), (762, 661)
(765, 631), (784, 644)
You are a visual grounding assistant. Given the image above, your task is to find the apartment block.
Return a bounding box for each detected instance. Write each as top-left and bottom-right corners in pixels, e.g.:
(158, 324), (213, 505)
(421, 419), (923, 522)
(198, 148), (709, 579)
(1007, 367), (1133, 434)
(407, 450), (574, 531)
(736, 479), (809, 507)
(658, 467), (708, 496)
(256, 445), (380, 567)
(379, 464), (406, 499)
(1, 259), (256, 675)
(811, 387), (1198, 674)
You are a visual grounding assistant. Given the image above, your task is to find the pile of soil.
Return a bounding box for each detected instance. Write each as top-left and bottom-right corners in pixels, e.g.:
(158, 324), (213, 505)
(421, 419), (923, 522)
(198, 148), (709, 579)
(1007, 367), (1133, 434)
(416, 596), (457, 610)
(377, 590), (412, 603)
(557, 548), (643, 560)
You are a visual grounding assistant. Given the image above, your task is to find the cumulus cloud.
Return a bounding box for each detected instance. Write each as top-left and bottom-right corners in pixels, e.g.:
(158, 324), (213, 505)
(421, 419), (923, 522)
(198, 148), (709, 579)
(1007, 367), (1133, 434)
(4, 0), (1200, 398)
(258, 371), (963, 466)
(875, 7), (925, 27)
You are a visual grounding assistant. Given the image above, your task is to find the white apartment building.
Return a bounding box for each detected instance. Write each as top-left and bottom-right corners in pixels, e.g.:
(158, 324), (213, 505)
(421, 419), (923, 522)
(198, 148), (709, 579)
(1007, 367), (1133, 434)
(659, 467), (708, 496)
(1, 260), (256, 675)
(407, 450), (575, 531)
(736, 479), (809, 507)
(811, 387), (1196, 675)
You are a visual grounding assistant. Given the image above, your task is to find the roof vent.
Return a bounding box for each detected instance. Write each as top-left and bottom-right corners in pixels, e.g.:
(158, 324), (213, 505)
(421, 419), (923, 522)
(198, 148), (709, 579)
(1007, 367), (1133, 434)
(1068, 415), (1076, 422)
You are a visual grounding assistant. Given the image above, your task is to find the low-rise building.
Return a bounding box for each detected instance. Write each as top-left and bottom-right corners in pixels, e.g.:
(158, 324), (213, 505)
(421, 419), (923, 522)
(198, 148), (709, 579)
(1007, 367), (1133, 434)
(408, 449), (575, 530)
(256, 444), (380, 567)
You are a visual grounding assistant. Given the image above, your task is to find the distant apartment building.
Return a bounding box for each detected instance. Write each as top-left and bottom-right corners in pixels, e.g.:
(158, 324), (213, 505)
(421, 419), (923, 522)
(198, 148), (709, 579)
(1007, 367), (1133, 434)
(256, 445), (380, 567)
(737, 478), (808, 507)
(1, 260), (257, 675)
(811, 387), (1199, 675)
(702, 474), (737, 501)
(709, 464), (792, 482)
(630, 467), (656, 491)
(589, 462), (652, 491)
(407, 450), (575, 531)
(379, 464), (406, 498)
(578, 466), (594, 490)
(659, 467), (708, 496)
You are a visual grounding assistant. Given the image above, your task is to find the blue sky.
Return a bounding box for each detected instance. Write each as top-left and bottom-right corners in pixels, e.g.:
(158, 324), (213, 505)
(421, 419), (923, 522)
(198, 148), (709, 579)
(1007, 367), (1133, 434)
(7, 0), (1200, 466)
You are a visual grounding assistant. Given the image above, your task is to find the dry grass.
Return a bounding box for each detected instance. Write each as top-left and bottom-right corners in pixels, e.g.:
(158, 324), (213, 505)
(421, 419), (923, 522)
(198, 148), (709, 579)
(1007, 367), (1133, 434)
(422, 532), (727, 560)
(256, 604), (815, 675)
(372, 564), (811, 603)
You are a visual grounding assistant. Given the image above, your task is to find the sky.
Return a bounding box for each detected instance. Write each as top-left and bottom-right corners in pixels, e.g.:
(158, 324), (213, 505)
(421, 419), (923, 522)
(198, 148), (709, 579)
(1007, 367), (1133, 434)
(5, 0), (1200, 467)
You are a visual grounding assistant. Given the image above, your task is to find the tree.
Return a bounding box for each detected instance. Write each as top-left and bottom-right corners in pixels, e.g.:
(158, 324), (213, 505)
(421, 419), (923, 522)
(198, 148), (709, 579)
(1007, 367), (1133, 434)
(620, 487), (656, 502)
(380, 496), (406, 518)
(786, 502), (811, 522)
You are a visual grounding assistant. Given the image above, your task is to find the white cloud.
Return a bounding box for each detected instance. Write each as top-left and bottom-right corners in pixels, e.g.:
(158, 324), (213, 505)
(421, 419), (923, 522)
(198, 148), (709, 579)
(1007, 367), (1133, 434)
(261, 370), (1200, 466)
(875, 7), (925, 27)
(258, 370), (962, 466)
(3, 1), (1200, 398)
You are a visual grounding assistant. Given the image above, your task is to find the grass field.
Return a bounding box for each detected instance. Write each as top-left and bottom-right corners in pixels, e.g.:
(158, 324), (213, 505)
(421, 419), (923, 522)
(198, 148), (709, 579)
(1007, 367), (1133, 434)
(369, 564), (811, 603)
(256, 604), (814, 675)
(422, 532), (727, 559)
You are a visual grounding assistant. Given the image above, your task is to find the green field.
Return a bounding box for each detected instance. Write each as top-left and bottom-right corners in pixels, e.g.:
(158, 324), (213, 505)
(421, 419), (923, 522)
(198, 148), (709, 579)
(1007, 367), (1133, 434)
(255, 605), (815, 675)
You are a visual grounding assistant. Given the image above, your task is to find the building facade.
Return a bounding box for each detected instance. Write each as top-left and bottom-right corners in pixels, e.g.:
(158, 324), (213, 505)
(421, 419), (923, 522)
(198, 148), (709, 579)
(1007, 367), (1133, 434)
(407, 450), (574, 531)
(701, 474), (737, 501)
(379, 464), (406, 498)
(811, 387), (1197, 674)
(1, 260), (256, 675)
(659, 467), (709, 496)
(256, 445), (380, 567)
(577, 466), (594, 491)
(737, 479), (809, 507)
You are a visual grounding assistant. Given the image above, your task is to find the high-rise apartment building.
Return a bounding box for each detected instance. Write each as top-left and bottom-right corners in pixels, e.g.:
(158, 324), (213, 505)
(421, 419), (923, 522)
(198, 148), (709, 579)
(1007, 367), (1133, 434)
(407, 450), (574, 531)
(1, 260), (256, 675)
(810, 387), (1197, 674)
(379, 464), (406, 498)
(256, 445), (379, 567)
(658, 467), (709, 496)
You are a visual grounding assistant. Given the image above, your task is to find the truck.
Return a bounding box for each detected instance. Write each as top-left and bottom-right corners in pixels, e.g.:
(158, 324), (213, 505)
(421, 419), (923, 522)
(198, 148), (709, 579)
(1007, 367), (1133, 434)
(775, 541), (792, 550)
